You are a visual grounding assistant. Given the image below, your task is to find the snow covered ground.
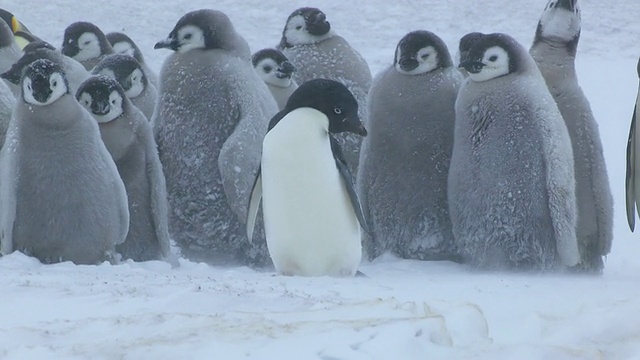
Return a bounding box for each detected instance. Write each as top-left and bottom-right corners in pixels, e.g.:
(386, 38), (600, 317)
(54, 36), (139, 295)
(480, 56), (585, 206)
(2, 0), (640, 359)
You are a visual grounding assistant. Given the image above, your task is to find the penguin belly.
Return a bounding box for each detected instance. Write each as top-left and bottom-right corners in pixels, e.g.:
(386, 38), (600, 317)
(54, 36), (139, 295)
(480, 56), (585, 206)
(261, 109), (361, 276)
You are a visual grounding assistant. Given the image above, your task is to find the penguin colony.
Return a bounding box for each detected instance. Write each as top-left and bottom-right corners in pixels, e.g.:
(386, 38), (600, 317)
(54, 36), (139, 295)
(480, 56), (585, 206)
(0, 0), (620, 276)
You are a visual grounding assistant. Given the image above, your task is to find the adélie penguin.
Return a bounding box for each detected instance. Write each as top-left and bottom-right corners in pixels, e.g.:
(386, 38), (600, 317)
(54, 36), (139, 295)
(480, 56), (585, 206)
(246, 78), (369, 277)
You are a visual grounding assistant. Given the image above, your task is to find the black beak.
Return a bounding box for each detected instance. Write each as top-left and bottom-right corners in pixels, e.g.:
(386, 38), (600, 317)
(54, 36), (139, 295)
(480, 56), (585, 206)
(91, 100), (110, 115)
(30, 78), (52, 104)
(276, 61), (296, 79)
(557, 0), (577, 10)
(154, 38), (179, 51)
(61, 40), (79, 57)
(459, 60), (485, 74)
(0, 65), (21, 84)
(352, 121), (368, 136)
(398, 57), (419, 72)
(306, 12), (330, 36)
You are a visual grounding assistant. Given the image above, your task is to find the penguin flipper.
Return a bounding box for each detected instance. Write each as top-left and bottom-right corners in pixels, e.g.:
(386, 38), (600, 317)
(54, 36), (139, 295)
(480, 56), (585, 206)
(246, 167), (262, 243)
(626, 98), (638, 231)
(143, 126), (172, 258)
(0, 124), (18, 255)
(330, 136), (370, 233)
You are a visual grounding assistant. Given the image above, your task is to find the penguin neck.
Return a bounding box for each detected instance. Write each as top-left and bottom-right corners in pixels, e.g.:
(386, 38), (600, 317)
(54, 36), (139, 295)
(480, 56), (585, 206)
(530, 41), (577, 92)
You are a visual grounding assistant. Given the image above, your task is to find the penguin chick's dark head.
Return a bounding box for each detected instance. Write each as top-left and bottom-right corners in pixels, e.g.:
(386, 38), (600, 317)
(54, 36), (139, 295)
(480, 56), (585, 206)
(154, 9), (238, 53)
(1, 47), (59, 85)
(284, 79), (366, 136)
(21, 58), (69, 106)
(91, 54), (147, 98)
(394, 30), (452, 75)
(106, 31), (144, 63)
(61, 21), (112, 61)
(459, 33), (527, 82)
(76, 75), (126, 123)
(252, 48), (296, 79)
(279, 7), (331, 48)
(458, 32), (484, 67)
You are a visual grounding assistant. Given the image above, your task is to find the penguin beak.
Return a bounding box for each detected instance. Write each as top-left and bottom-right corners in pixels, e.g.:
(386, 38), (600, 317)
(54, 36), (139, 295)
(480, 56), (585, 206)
(61, 40), (79, 57)
(275, 61), (295, 79)
(154, 37), (179, 51)
(0, 65), (21, 85)
(31, 80), (52, 104)
(459, 59), (485, 74)
(91, 100), (110, 116)
(306, 11), (331, 36)
(345, 115), (368, 136)
(398, 57), (419, 72)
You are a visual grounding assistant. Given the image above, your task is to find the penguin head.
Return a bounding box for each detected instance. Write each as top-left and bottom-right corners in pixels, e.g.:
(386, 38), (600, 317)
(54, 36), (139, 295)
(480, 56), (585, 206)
(1, 46), (59, 85)
(394, 30), (452, 75)
(457, 32), (484, 69)
(154, 9), (238, 54)
(76, 75), (126, 123)
(21, 58), (69, 106)
(61, 21), (112, 62)
(252, 48), (296, 87)
(279, 7), (333, 48)
(106, 31), (144, 63)
(91, 54), (147, 99)
(284, 79), (366, 136)
(459, 33), (527, 82)
(534, 0), (581, 55)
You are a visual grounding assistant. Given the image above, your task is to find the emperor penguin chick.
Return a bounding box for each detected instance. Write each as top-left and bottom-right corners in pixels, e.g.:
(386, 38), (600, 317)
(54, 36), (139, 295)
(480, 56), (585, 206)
(91, 54), (157, 120)
(106, 31), (159, 88)
(530, 0), (613, 273)
(450, 33), (580, 271)
(357, 30), (463, 262)
(77, 75), (171, 262)
(252, 48), (298, 110)
(0, 59), (129, 264)
(61, 21), (114, 71)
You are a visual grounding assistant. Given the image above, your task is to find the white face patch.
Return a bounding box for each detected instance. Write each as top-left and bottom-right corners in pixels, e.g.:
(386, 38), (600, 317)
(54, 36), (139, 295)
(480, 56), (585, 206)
(112, 41), (136, 57)
(22, 72), (68, 106)
(395, 45), (439, 75)
(255, 58), (291, 88)
(125, 68), (145, 98)
(176, 25), (205, 53)
(284, 15), (333, 46)
(73, 32), (101, 62)
(539, 2), (581, 41)
(78, 92), (92, 110)
(468, 46), (510, 82)
(95, 90), (123, 123)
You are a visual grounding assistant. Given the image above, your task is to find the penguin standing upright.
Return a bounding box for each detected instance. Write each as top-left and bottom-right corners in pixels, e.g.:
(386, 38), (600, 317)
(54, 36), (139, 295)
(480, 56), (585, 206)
(277, 7), (372, 176)
(246, 79), (369, 277)
(530, 0), (613, 272)
(77, 75), (171, 262)
(449, 33), (580, 271)
(0, 59), (129, 264)
(153, 9), (278, 266)
(357, 30), (462, 262)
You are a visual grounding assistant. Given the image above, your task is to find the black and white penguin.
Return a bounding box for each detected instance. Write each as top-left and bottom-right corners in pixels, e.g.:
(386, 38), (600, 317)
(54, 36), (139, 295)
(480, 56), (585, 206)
(246, 79), (368, 276)
(252, 48), (298, 110)
(61, 21), (114, 71)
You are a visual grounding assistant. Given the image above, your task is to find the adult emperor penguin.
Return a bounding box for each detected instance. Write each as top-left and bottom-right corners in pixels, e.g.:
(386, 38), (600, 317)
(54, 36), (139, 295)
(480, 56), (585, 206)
(246, 79), (369, 277)
(450, 33), (580, 271)
(1, 41), (91, 97)
(91, 54), (157, 120)
(106, 31), (158, 88)
(0, 59), (129, 264)
(626, 58), (640, 229)
(357, 30), (463, 262)
(61, 21), (114, 71)
(153, 9), (278, 266)
(0, 8), (41, 48)
(530, 0), (613, 272)
(0, 18), (21, 75)
(76, 75), (171, 262)
(277, 7), (372, 176)
(252, 48), (298, 110)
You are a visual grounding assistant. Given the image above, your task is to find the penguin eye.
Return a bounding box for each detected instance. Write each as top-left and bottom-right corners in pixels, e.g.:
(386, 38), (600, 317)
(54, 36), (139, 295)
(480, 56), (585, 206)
(111, 99), (116, 105)
(184, 33), (192, 40)
(295, 26), (302, 30)
(333, 107), (342, 115)
(83, 40), (91, 46)
(421, 54), (430, 60)
(263, 65), (272, 73)
(52, 80), (57, 88)
(489, 55), (498, 62)
(27, 84), (32, 92)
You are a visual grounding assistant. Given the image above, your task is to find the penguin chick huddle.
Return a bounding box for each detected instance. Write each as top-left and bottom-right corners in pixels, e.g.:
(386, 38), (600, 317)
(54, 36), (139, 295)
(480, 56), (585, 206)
(0, 0), (617, 277)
